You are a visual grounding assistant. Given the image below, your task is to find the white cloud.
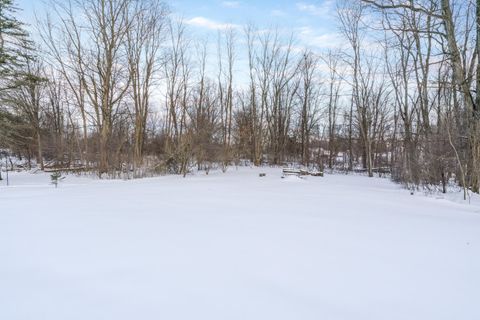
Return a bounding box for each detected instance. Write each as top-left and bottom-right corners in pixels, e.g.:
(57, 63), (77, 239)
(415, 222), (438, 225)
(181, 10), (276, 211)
(296, 1), (335, 17)
(296, 26), (344, 50)
(221, 1), (241, 8)
(185, 17), (239, 30)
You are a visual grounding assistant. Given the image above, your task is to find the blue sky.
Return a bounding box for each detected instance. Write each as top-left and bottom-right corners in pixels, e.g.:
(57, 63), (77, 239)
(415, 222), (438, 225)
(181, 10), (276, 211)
(16, 0), (342, 51)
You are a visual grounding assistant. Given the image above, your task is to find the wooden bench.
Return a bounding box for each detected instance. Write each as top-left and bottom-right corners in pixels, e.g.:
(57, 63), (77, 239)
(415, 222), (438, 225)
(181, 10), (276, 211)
(282, 168), (323, 178)
(282, 168), (302, 176)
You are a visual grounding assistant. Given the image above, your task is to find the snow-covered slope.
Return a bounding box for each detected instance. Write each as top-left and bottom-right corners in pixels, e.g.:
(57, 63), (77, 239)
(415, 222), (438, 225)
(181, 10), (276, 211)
(1, 168), (479, 320)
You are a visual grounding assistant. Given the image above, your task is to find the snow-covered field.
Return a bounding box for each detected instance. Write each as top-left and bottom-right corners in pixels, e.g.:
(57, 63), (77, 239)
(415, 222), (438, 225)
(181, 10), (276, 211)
(1, 168), (480, 320)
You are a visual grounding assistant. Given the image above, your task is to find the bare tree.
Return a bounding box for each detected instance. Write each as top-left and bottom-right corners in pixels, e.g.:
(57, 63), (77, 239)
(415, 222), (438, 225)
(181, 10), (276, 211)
(126, 0), (168, 172)
(297, 50), (321, 166)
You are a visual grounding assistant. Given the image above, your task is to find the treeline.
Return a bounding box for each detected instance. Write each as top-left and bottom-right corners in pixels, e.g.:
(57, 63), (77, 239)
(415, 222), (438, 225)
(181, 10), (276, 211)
(0, 0), (478, 196)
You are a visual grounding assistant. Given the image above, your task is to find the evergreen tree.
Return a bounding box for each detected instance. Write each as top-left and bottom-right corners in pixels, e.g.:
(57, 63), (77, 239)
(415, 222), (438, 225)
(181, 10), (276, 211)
(0, 0), (37, 164)
(0, 0), (31, 77)
(50, 171), (64, 188)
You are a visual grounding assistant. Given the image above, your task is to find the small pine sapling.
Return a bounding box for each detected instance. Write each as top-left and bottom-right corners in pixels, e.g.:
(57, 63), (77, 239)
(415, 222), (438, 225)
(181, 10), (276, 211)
(50, 172), (64, 188)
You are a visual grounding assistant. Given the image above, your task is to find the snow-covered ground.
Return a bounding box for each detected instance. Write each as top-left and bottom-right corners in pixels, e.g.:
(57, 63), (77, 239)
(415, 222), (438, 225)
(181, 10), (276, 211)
(1, 168), (480, 320)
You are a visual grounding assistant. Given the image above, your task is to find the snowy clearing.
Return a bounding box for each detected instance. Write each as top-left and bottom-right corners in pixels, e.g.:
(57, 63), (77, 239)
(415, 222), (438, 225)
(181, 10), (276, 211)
(1, 168), (480, 320)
